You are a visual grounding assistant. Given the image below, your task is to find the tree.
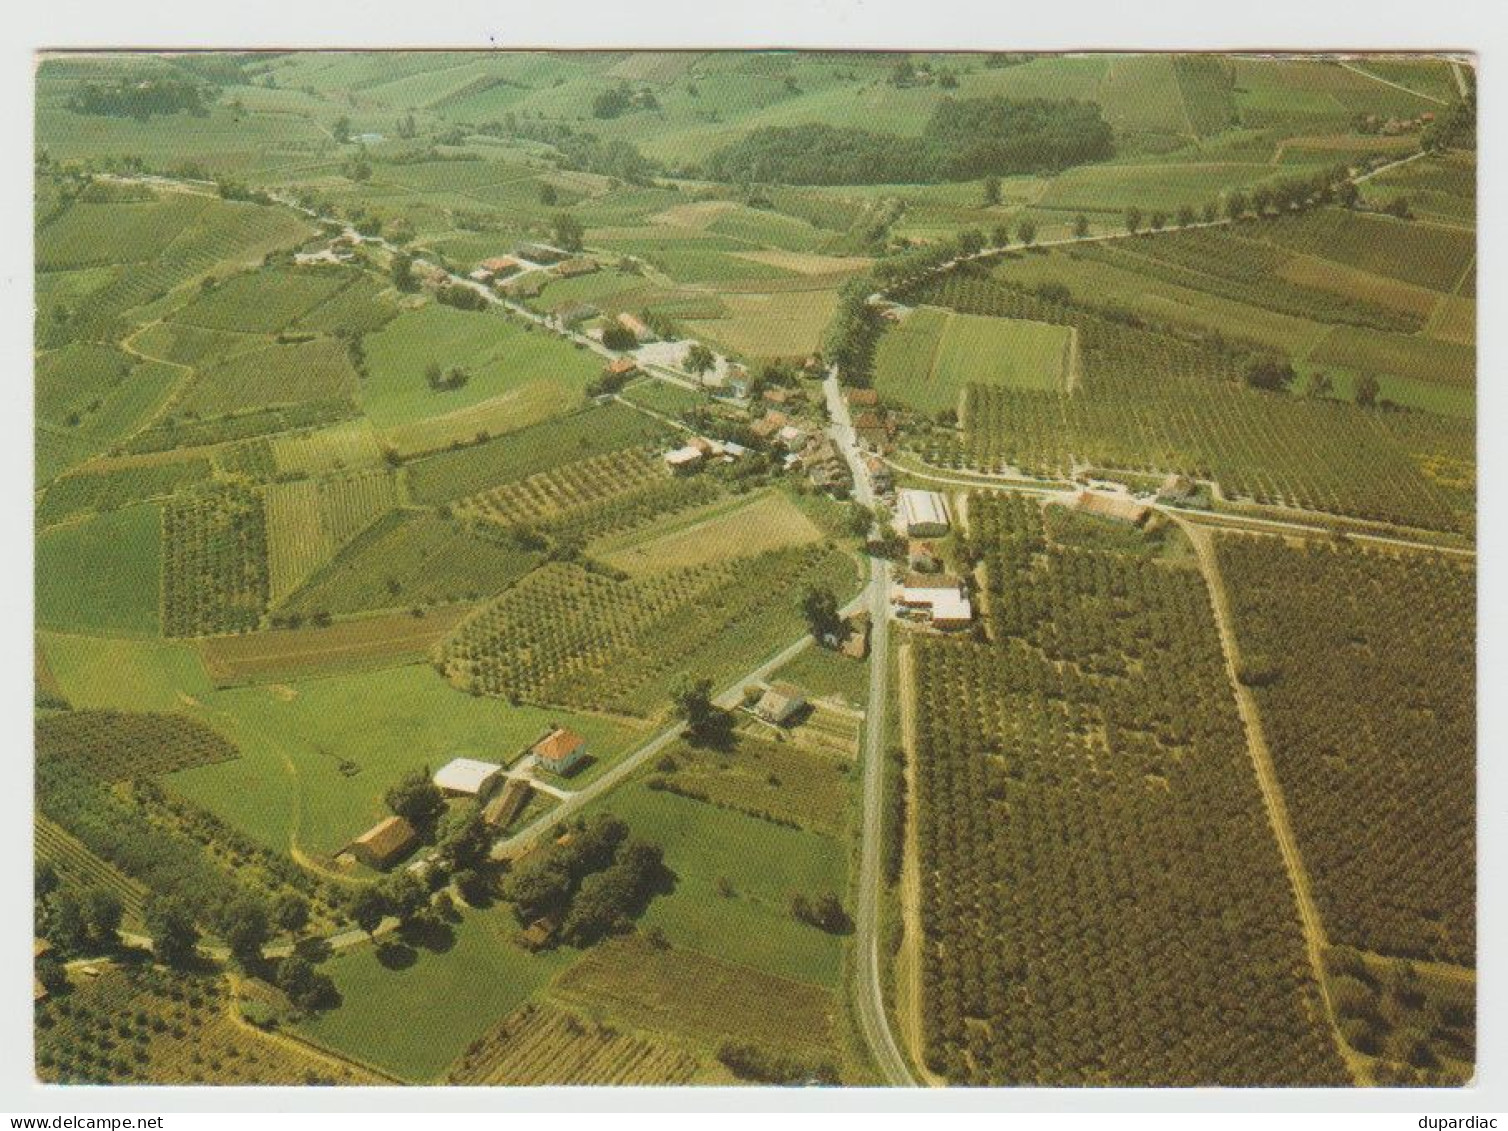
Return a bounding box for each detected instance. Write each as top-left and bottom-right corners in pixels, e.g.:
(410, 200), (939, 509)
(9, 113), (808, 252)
(47, 890), (88, 952)
(145, 896), (199, 967)
(436, 809), (491, 874)
(390, 251), (414, 292)
(957, 228), (985, 256)
(551, 212), (584, 252)
(1337, 181), (1360, 209)
(1244, 358), (1298, 394)
(1016, 219), (1037, 247)
(331, 115), (351, 144)
(671, 674), (716, 734)
(538, 183), (558, 206)
(1202, 200), (1219, 224)
(1073, 214), (1089, 239)
(683, 343), (716, 385)
(981, 176), (1002, 206)
(1355, 373), (1381, 409)
(1225, 191), (1248, 221)
(350, 888), (388, 939)
(275, 955), (336, 1012)
(222, 896), (272, 965)
(35, 953), (68, 997)
(384, 768), (445, 833)
(1177, 205), (1195, 228)
(84, 888), (123, 949)
(380, 872), (430, 926)
(1124, 207), (1143, 235)
(800, 586), (843, 643)
(273, 893), (310, 941)
(601, 323), (637, 351)
(1149, 211), (1167, 231)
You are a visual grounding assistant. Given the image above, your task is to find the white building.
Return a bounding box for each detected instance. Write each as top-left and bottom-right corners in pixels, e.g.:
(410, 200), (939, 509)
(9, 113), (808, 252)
(897, 489), (951, 538)
(433, 757), (504, 798)
(664, 445), (704, 474)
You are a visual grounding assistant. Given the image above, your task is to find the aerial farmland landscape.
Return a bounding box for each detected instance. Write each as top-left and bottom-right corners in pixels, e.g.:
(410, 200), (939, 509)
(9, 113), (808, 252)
(31, 49), (1476, 1089)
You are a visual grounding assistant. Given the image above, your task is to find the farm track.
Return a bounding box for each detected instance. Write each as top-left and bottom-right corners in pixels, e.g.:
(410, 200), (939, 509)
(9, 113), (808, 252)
(1180, 520), (1367, 1086)
(1337, 60), (1449, 107)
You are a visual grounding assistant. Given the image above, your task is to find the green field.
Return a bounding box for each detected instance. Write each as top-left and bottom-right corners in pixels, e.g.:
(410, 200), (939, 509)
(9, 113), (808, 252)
(35, 504), (162, 635)
(588, 781), (848, 985)
(875, 305), (1071, 412)
(295, 911), (577, 1081)
(359, 303), (601, 430)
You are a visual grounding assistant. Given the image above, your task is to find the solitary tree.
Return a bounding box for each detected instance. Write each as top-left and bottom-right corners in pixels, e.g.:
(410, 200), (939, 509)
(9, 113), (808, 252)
(800, 586), (843, 643)
(683, 343), (716, 385)
(981, 176), (1002, 207)
(1355, 373), (1381, 408)
(671, 674), (716, 735)
(1124, 206), (1143, 235)
(385, 768), (445, 833)
(390, 251), (414, 292)
(1225, 191), (1248, 221)
(538, 183), (558, 207)
(84, 888), (124, 950)
(1073, 214), (1090, 239)
(551, 212), (584, 252)
(1016, 219), (1037, 247)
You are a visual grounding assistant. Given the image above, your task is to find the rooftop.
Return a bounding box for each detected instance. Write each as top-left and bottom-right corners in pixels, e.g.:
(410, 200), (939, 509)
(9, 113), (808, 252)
(433, 757), (504, 794)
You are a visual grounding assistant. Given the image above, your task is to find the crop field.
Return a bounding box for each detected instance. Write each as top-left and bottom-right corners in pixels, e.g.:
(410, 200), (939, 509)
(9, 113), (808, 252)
(38, 459), (213, 528)
(454, 447), (665, 528)
(1215, 536), (1474, 966)
(445, 1002), (709, 1086)
(168, 268), (355, 334)
(591, 490), (826, 576)
(774, 646), (869, 708)
(175, 338), (361, 419)
(358, 303), (600, 430)
(441, 544), (858, 716)
(161, 485), (270, 637)
(282, 511), (540, 617)
(646, 730), (853, 836)
(36, 709), (239, 780)
(196, 605), (472, 687)
(36, 965), (382, 1085)
(36, 816), (149, 924)
(902, 266), (1472, 532)
(293, 910), (576, 1081)
(874, 306), (1070, 412)
(264, 470), (398, 602)
(36, 503), (163, 635)
(405, 402), (671, 503)
(269, 420), (382, 476)
(908, 494), (1347, 1085)
(553, 935), (841, 1066)
(683, 289), (841, 364)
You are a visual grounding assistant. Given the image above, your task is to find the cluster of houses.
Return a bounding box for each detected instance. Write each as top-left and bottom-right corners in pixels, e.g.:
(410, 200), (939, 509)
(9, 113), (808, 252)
(1355, 110), (1436, 136)
(662, 434), (749, 474)
(463, 243), (600, 295)
(341, 727), (590, 872)
(844, 388), (896, 454)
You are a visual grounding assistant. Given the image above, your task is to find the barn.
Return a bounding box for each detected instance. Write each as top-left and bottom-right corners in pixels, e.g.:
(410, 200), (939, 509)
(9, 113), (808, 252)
(897, 489), (951, 538)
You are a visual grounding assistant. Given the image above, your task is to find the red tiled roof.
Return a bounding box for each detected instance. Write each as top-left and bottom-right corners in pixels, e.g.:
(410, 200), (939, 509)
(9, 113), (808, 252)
(534, 728), (585, 764)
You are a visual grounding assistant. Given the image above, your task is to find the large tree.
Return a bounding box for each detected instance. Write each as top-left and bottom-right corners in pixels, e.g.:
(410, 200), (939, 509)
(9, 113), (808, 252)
(385, 768), (445, 833)
(145, 896), (199, 967)
(800, 586), (843, 642)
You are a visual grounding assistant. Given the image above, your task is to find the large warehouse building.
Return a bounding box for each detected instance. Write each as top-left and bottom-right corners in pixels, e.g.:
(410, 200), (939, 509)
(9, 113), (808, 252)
(897, 489), (951, 538)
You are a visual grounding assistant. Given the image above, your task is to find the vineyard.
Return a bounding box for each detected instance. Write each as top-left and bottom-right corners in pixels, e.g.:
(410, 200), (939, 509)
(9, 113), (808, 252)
(908, 493), (1348, 1085)
(899, 266), (1471, 533)
(38, 458), (213, 527)
(439, 544), (856, 716)
(445, 1003), (705, 1086)
(264, 470), (397, 602)
(175, 338), (361, 419)
(36, 709), (239, 779)
(36, 965), (379, 1085)
(36, 815), (149, 925)
(161, 484), (270, 637)
(282, 510), (540, 616)
(456, 447), (663, 527)
(1214, 536), (1475, 966)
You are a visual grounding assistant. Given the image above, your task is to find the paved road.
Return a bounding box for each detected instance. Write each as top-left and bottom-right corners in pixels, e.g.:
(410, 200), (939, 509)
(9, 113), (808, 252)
(824, 372), (915, 1087)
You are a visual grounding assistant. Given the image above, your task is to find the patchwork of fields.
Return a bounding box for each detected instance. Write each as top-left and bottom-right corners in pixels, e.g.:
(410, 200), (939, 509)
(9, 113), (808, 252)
(32, 49), (1474, 1092)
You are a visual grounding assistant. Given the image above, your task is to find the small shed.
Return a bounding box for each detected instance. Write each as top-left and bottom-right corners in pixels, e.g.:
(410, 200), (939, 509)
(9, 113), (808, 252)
(754, 682), (807, 726)
(351, 815), (418, 871)
(664, 445), (705, 474)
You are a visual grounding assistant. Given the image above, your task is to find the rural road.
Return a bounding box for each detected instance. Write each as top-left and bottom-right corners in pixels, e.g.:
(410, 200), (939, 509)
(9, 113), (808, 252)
(825, 372), (916, 1087)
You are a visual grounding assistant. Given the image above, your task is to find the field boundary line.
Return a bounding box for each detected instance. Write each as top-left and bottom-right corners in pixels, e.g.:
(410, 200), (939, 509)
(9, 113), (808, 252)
(1337, 60), (1449, 107)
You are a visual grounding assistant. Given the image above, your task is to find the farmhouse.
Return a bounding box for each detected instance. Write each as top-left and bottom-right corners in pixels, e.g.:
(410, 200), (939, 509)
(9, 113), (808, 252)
(532, 727), (588, 776)
(555, 302), (599, 327)
(750, 411), (790, 444)
(467, 267), (494, 283)
(754, 682), (807, 726)
(866, 456), (893, 495)
(898, 489), (951, 538)
(1074, 490), (1149, 526)
(664, 445), (704, 474)
(481, 256), (520, 276)
(853, 410), (892, 452)
(929, 592), (975, 631)
(897, 575), (974, 630)
(350, 815), (418, 871)
(555, 258), (599, 278)
(604, 357), (639, 378)
(778, 424), (810, 449)
(617, 312), (654, 342)
(433, 757), (505, 799)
